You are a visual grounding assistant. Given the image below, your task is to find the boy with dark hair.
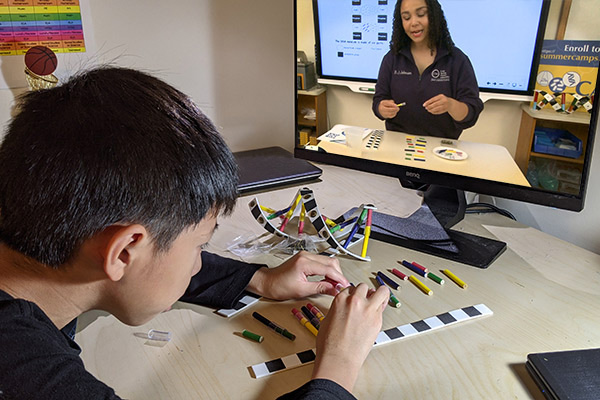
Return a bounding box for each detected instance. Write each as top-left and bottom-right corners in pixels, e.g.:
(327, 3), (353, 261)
(0, 67), (388, 399)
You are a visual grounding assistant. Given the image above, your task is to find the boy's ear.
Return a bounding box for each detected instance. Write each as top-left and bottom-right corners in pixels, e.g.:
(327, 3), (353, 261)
(102, 224), (149, 282)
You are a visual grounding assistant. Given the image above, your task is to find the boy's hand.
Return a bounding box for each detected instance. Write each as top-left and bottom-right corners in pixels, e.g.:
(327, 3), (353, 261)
(246, 251), (349, 300)
(312, 283), (389, 392)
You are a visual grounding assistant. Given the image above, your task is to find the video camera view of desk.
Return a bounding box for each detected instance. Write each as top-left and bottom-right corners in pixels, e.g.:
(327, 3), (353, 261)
(316, 124), (531, 187)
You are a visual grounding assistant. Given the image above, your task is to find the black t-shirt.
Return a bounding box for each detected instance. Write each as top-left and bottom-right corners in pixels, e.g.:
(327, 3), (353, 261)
(0, 252), (354, 400)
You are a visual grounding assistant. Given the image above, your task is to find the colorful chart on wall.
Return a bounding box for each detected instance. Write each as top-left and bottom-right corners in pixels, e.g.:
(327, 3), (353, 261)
(0, 0), (95, 89)
(0, 0), (85, 55)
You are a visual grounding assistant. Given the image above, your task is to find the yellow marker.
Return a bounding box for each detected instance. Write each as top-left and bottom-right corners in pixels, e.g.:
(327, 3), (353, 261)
(442, 269), (468, 289)
(409, 275), (433, 296)
(397, 102), (406, 107)
(292, 308), (318, 336)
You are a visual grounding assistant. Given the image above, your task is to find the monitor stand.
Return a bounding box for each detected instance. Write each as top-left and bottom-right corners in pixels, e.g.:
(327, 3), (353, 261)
(366, 182), (507, 268)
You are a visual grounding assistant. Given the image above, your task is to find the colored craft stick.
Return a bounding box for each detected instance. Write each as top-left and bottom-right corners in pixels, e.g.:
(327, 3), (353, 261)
(377, 271), (400, 290)
(292, 308), (318, 336)
(323, 277), (346, 292)
(298, 203), (306, 234)
(389, 293), (401, 308)
(260, 205), (277, 214)
(242, 329), (264, 343)
(391, 268), (408, 281)
(322, 216), (337, 227)
(411, 261), (428, 273)
(330, 216), (358, 234)
(409, 275), (433, 296)
(267, 206), (291, 220)
(307, 303), (325, 321)
(442, 269), (468, 289)
(427, 272), (445, 285)
(340, 217), (358, 228)
(375, 275), (401, 308)
(301, 306), (321, 330)
(280, 194), (302, 231)
(400, 260), (427, 277)
(361, 208), (373, 257)
(252, 312), (296, 341)
(329, 224), (341, 234)
(343, 208), (368, 249)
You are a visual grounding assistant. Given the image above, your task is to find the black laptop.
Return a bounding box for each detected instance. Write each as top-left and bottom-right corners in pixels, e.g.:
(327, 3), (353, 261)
(233, 146), (322, 194)
(526, 348), (600, 399)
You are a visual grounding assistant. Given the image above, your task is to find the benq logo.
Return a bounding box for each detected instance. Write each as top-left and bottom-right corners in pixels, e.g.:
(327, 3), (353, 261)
(406, 171), (421, 180)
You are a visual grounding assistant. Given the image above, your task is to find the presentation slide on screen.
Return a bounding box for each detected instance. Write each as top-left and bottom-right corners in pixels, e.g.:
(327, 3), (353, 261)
(316, 0), (545, 90)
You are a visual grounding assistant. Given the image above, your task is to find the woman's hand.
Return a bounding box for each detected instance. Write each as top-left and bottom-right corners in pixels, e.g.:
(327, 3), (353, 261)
(423, 94), (469, 121)
(378, 99), (401, 119)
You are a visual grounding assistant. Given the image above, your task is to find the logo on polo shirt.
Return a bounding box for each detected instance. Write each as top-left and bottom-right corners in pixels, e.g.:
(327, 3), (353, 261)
(431, 69), (449, 82)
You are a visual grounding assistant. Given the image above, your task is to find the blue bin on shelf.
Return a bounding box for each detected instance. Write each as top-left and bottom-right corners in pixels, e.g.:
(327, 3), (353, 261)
(533, 127), (582, 159)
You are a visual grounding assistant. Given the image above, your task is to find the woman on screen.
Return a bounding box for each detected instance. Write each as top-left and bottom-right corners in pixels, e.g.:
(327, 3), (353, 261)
(372, 0), (483, 139)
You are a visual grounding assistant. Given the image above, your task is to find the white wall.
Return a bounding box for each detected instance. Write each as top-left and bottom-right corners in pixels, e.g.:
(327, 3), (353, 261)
(0, 0), (294, 152)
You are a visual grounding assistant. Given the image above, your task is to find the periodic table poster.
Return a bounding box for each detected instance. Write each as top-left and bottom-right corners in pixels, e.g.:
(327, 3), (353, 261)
(0, 0), (85, 56)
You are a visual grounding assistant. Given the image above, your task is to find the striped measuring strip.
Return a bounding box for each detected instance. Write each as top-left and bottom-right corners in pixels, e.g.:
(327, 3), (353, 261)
(250, 303), (492, 378)
(216, 292), (261, 318)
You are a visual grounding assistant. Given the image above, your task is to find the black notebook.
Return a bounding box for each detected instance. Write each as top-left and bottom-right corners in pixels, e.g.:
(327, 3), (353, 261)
(526, 348), (600, 399)
(233, 146), (322, 194)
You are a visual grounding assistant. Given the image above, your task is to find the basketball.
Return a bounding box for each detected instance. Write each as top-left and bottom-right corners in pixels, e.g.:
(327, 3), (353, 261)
(24, 46), (58, 76)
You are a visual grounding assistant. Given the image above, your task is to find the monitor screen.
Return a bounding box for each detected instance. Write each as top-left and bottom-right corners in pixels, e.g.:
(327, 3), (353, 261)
(313, 0), (549, 99)
(295, 0), (599, 266)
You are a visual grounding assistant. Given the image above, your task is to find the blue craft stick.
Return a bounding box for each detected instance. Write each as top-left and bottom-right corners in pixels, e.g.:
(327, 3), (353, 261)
(267, 206), (291, 220)
(339, 217), (358, 229)
(401, 260), (427, 277)
(375, 275), (401, 308)
(377, 271), (400, 290)
(343, 209), (368, 249)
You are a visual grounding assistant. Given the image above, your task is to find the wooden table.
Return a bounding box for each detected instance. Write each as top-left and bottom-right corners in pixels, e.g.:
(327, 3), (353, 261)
(78, 164), (599, 399)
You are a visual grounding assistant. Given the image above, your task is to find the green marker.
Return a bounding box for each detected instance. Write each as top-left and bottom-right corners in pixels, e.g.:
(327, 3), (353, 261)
(242, 329), (264, 343)
(252, 312), (296, 341)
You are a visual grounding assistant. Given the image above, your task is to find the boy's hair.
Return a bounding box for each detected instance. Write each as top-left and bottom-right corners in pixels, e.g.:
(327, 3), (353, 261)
(0, 66), (239, 267)
(390, 0), (454, 55)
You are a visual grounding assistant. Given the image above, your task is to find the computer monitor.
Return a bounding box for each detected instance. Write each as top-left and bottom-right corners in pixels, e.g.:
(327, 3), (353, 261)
(313, 0), (550, 101)
(294, 0), (599, 267)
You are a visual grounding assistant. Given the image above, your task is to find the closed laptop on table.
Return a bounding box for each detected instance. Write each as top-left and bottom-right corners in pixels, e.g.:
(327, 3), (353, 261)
(233, 146), (322, 194)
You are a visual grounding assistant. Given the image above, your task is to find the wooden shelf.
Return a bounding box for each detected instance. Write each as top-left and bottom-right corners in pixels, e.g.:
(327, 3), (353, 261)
(520, 104), (591, 124)
(297, 86), (327, 145)
(516, 103), (590, 173)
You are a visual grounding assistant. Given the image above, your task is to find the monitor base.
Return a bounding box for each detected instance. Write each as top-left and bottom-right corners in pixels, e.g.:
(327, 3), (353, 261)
(369, 184), (506, 268)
